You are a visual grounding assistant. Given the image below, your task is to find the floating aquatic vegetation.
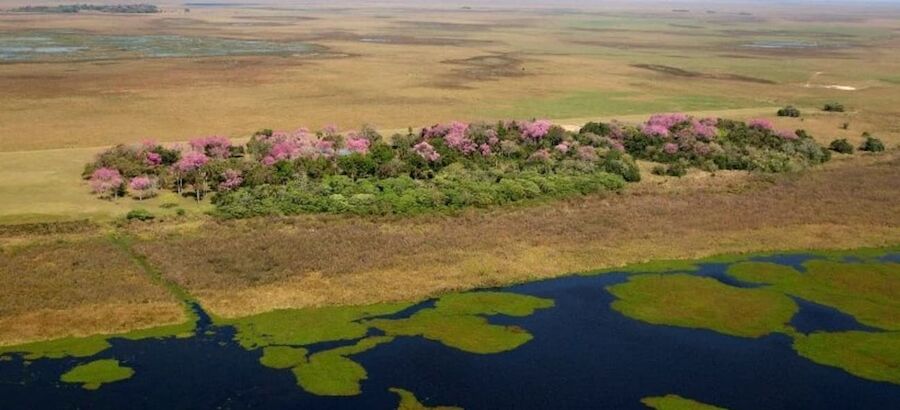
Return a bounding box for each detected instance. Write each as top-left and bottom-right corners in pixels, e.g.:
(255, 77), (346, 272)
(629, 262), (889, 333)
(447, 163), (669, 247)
(368, 292), (554, 354)
(233, 292), (553, 395)
(390, 387), (462, 410)
(225, 303), (413, 349)
(641, 394), (726, 410)
(793, 331), (900, 385)
(607, 274), (797, 338)
(60, 359), (134, 390)
(291, 336), (394, 396)
(0, 320), (194, 361)
(259, 346), (308, 369)
(728, 260), (900, 331)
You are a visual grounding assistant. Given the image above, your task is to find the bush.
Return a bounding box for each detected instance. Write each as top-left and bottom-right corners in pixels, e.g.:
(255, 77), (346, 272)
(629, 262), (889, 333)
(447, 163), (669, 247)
(859, 136), (885, 152)
(651, 161), (688, 177)
(126, 209), (155, 221)
(823, 102), (845, 112)
(212, 168), (626, 218)
(829, 139), (854, 154)
(579, 121), (611, 136)
(777, 106), (801, 117)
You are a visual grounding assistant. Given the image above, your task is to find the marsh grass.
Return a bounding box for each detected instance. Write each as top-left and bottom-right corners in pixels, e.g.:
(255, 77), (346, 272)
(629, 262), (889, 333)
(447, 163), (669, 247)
(0, 236), (187, 346)
(129, 152), (900, 318)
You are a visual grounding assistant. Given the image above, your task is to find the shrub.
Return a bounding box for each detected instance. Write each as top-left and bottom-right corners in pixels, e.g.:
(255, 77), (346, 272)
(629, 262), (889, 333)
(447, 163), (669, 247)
(651, 161), (688, 177)
(126, 209), (155, 221)
(829, 139), (854, 154)
(823, 102), (845, 112)
(859, 136), (885, 152)
(777, 106), (801, 117)
(579, 121), (611, 136)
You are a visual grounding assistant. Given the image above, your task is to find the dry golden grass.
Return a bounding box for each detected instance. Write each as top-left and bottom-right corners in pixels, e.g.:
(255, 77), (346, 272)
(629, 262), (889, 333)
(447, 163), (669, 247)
(0, 236), (186, 345)
(131, 152), (900, 317)
(1, 4), (898, 151)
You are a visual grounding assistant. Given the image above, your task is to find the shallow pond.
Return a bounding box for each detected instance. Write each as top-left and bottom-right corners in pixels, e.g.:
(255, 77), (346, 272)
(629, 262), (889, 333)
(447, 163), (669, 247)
(1, 250), (899, 409)
(0, 32), (317, 62)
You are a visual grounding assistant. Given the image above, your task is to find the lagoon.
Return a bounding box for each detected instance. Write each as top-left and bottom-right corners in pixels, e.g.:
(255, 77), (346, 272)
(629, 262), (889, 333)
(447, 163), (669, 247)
(1, 250), (899, 409)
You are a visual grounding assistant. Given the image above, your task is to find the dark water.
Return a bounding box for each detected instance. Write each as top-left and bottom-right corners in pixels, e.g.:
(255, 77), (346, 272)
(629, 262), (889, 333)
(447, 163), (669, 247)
(2, 254), (899, 409)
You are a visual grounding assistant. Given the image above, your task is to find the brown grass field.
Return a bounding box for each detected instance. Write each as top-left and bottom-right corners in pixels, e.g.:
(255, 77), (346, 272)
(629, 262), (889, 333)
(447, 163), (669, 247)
(0, 1), (899, 345)
(1, 1), (899, 152)
(0, 235), (186, 345)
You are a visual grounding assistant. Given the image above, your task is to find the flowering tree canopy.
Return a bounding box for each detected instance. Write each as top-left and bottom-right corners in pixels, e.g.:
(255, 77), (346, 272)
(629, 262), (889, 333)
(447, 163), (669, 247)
(413, 141), (441, 162)
(89, 167), (124, 198)
(83, 115), (829, 213)
(175, 151), (210, 173)
(189, 136), (232, 159)
(520, 120), (553, 141)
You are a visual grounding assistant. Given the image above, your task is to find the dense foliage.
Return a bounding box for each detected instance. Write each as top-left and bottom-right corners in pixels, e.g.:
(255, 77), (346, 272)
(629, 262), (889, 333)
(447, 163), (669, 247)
(84, 120), (641, 216)
(823, 102), (845, 112)
(777, 106), (801, 117)
(84, 114), (835, 217)
(621, 114), (831, 173)
(859, 134), (886, 153)
(829, 139), (855, 154)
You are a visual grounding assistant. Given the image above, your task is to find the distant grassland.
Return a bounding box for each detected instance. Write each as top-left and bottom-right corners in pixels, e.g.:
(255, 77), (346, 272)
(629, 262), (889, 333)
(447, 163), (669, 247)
(0, 4), (898, 152)
(491, 91), (754, 119)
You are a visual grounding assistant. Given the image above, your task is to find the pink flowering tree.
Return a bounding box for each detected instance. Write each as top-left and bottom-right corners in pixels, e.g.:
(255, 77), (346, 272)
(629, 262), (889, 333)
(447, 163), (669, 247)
(129, 175), (155, 200)
(190, 136), (232, 159)
(345, 134), (371, 154)
(89, 168), (124, 199)
(520, 120), (553, 142)
(442, 122), (477, 155)
(747, 119), (774, 131)
(218, 169), (243, 191)
(174, 151), (209, 200)
(412, 141), (440, 162)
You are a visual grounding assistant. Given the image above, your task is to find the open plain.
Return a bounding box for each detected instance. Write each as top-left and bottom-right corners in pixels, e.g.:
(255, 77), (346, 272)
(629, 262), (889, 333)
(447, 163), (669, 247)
(0, 1), (899, 408)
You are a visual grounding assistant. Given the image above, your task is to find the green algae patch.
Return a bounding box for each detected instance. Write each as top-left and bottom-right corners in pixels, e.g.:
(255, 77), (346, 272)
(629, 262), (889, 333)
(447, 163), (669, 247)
(0, 336), (111, 360)
(232, 291), (551, 395)
(608, 274), (797, 338)
(224, 302), (413, 349)
(60, 359), (134, 390)
(0, 318), (196, 361)
(260, 346), (308, 369)
(641, 394), (726, 410)
(369, 292), (554, 354)
(390, 387), (462, 410)
(433, 292), (554, 317)
(727, 262), (801, 283)
(728, 260), (900, 330)
(371, 310), (533, 354)
(793, 331), (900, 385)
(291, 336), (394, 396)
